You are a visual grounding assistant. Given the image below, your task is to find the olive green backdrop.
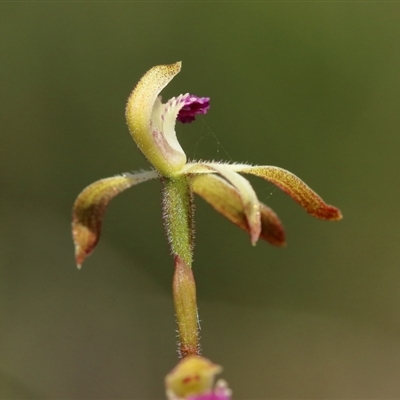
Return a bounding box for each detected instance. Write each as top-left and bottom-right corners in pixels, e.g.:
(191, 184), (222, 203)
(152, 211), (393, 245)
(1, 2), (400, 399)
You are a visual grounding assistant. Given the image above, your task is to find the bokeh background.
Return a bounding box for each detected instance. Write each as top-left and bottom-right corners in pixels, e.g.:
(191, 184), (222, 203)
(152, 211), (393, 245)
(1, 2), (400, 399)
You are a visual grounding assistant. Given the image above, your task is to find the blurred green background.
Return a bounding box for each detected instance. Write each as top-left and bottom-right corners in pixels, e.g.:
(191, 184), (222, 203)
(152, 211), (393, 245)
(1, 2), (400, 399)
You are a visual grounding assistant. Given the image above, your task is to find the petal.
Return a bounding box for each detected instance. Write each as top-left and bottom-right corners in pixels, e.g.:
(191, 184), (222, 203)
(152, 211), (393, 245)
(125, 62), (187, 175)
(191, 174), (285, 246)
(259, 203), (286, 246)
(72, 170), (158, 268)
(231, 165), (342, 220)
(186, 164), (261, 245)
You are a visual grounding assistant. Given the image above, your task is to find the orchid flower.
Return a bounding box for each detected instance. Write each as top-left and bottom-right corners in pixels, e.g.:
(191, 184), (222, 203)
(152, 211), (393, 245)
(165, 355), (231, 400)
(72, 62), (342, 362)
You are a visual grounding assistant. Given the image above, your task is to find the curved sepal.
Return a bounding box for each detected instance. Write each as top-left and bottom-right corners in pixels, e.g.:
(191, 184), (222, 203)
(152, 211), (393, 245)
(236, 165), (342, 220)
(191, 174), (285, 246)
(191, 164), (344, 221)
(72, 170), (158, 268)
(125, 62), (186, 176)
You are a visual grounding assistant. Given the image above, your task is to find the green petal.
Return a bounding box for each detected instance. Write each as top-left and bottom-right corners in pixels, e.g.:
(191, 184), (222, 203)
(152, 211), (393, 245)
(187, 164), (261, 245)
(191, 174), (285, 246)
(72, 170), (158, 268)
(232, 165), (342, 220)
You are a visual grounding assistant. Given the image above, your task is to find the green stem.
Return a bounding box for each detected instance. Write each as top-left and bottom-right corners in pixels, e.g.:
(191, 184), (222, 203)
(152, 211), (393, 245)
(162, 176), (200, 357)
(173, 255), (199, 357)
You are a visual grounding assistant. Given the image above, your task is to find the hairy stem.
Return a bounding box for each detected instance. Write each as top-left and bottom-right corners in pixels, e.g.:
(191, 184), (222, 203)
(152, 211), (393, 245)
(163, 176), (200, 357)
(173, 256), (199, 357)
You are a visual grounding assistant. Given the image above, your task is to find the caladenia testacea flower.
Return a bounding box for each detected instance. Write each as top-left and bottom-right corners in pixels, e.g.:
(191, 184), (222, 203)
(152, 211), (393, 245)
(165, 355), (231, 400)
(72, 62), (342, 394)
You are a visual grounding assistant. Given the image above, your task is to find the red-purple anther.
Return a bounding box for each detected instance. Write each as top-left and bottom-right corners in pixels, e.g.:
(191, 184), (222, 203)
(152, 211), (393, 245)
(177, 94), (210, 124)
